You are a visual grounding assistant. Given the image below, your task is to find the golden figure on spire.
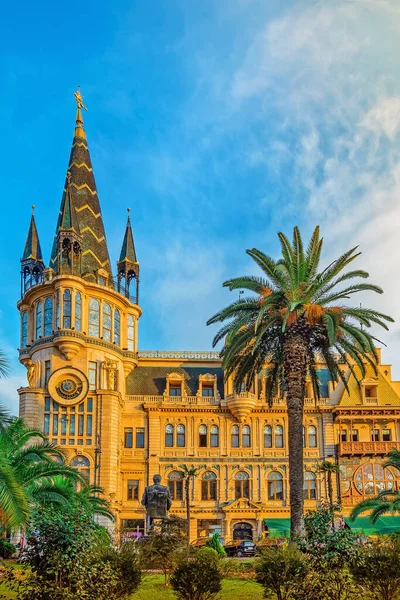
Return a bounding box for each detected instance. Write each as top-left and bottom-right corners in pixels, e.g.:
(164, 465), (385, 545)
(74, 86), (87, 112)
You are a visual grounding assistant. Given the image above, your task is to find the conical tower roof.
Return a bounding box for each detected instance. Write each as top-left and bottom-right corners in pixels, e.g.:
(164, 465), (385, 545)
(119, 210), (137, 263)
(50, 88), (112, 278)
(22, 208), (44, 263)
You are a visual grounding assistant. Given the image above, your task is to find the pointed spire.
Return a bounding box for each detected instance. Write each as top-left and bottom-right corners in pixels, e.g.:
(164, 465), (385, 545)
(50, 89), (112, 280)
(73, 86), (87, 140)
(59, 172), (80, 234)
(119, 208), (137, 263)
(22, 206), (44, 262)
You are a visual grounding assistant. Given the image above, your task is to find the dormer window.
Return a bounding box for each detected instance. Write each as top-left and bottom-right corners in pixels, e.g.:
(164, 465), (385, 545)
(362, 379), (379, 404)
(164, 372), (186, 398)
(96, 268), (109, 287)
(202, 384), (214, 397)
(170, 384), (182, 397)
(197, 374), (219, 399)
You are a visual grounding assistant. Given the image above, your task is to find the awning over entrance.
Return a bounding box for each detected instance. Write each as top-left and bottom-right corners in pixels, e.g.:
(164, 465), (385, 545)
(264, 518), (291, 538)
(344, 516), (400, 536)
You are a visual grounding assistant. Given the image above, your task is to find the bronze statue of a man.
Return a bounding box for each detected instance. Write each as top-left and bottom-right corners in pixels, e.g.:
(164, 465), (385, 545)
(141, 474), (172, 531)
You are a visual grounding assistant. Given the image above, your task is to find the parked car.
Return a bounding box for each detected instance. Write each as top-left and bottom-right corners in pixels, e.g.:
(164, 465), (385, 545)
(224, 540), (256, 557)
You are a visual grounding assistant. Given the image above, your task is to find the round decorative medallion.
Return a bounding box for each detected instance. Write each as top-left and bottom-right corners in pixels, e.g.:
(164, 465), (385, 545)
(48, 367), (88, 406)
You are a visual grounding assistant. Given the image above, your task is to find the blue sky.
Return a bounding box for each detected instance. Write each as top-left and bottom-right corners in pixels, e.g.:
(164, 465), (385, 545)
(2, 0), (400, 413)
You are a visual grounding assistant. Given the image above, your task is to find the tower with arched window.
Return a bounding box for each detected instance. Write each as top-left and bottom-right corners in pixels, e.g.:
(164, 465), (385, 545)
(17, 91), (142, 523)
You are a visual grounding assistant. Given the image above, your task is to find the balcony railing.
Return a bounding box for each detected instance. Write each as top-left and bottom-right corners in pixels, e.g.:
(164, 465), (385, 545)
(137, 350), (221, 360)
(127, 395), (220, 405)
(338, 441), (400, 455)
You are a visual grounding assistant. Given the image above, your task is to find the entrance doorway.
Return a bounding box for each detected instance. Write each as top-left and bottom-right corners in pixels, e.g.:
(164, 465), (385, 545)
(233, 522), (253, 540)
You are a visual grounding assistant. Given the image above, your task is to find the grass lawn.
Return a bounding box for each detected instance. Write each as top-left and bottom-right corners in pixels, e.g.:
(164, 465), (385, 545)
(135, 575), (264, 599)
(0, 573), (264, 599)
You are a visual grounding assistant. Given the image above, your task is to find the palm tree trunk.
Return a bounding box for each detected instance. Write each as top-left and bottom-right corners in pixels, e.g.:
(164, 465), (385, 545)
(186, 477), (190, 540)
(327, 471), (333, 507)
(283, 327), (308, 539)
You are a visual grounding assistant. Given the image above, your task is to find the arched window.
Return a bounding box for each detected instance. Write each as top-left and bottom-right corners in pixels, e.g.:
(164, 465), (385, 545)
(176, 424), (185, 447)
(168, 471), (183, 500)
(275, 425), (284, 448)
(201, 471), (217, 501)
(71, 455), (90, 482)
(75, 292), (82, 331)
(264, 425), (272, 448)
(114, 309), (120, 345)
(354, 463), (394, 496)
(127, 315), (135, 351)
(199, 424), (207, 447)
(102, 303), (112, 341)
(165, 424), (174, 447)
(231, 425), (240, 448)
(303, 471), (316, 500)
(308, 425), (317, 448)
(235, 471), (250, 499)
(63, 289), (71, 329)
(242, 425), (251, 448)
(43, 297), (53, 336)
(210, 425), (219, 447)
(55, 290), (60, 329)
(21, 312), (28, 347)
(35, 301), (42, 338)
(268, 472), (283, 500)
(88, 298), (100, 337)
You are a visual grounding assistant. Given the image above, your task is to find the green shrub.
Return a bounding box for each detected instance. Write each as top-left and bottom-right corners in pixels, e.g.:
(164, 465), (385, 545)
(255, 543), (308, 600)
(350, 538), (400, 600)
(205, 533), (226, 557)
(0, 540), (15, 559)
(170, 547), (222, 600)
(0, 505), (140, 600)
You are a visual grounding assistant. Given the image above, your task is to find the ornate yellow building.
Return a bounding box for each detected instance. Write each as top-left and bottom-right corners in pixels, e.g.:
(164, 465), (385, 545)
(17, 94), (400, 542)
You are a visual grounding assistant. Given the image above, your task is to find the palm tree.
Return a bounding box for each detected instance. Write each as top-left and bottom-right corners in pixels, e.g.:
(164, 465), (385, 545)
(351, 450), (400, 523)
(0, 418), (81, 530)
(178, 465), (202, 539)
(34, 476), (115, 521)
(207, 226), (392, 537)
(318, 460), (340, 508)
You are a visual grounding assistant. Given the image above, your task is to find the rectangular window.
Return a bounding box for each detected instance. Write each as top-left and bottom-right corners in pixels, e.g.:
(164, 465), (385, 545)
(69, 414), (75, 435)
(352, 429), (359, 442)
(44, 414), (50, 435)
(53, 401), (59, 412)
(44, 361), (51, 386)
(78, 415), (84, 436)
(202, 385), (214, 397)
(125, 428), (133, 448)
(45, 397), (51, 412)
(136, 428), (145, 448)
(170, 385), (182, 397)
(87, 398), (93, 413)
(78, 403), (84, 413)
(340, 430), (347, 443)
(383, 429), (392, 442)
(61, 415), (67, 436)
(372, 429), (380, 442)
(88, 362), (97, 391)
(86, 415), (93, 436)
(127, 480), (139, 501)
(52, 414), (58, 436)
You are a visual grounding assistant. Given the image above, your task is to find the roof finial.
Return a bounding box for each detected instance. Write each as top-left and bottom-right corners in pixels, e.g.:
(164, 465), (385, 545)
(31, 204), (35, 215)
(74, 86), (87, 129)
(67, 171), (72, 185)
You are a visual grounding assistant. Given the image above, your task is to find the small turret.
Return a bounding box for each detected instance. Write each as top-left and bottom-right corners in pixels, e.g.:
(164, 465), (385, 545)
(21, 206), (45, 295)
(117, 209), (139, 303)
(54, 172), (82, 275)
